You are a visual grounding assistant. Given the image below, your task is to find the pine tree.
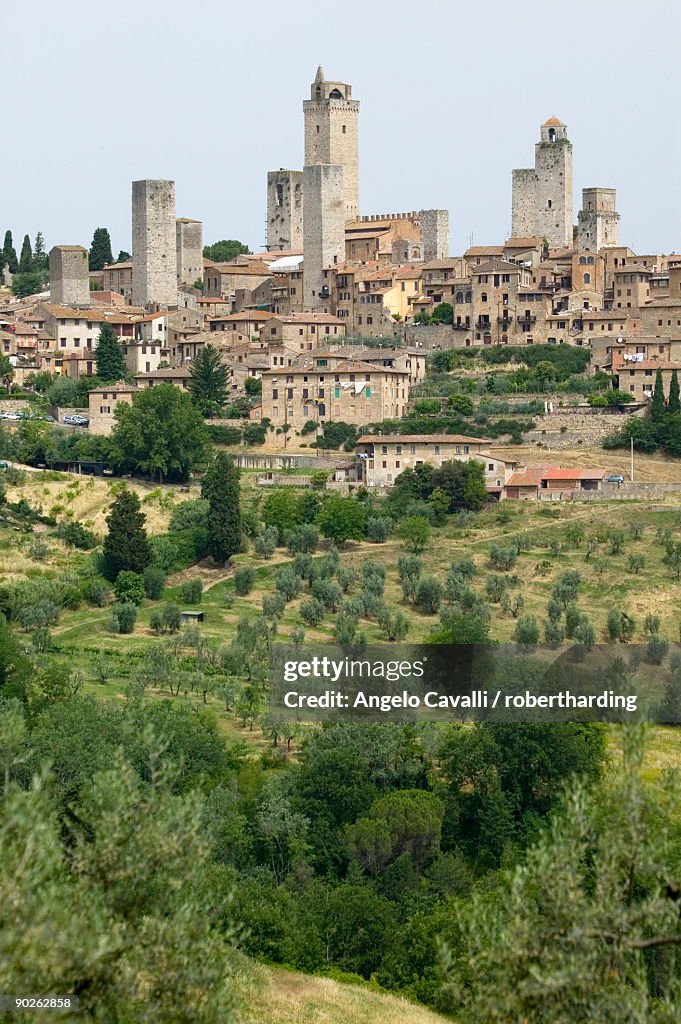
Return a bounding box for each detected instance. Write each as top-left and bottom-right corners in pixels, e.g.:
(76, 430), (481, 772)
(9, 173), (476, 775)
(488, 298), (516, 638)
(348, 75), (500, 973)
(187, 344), (229, 412)
(102, 489), (153, 581)
(651, 368), (665, 421)
(201, 453), (241, 566)
(95, 323), (126, 382)
(19, 234), (33, 273)
(668, 369), (681, 415)
(89, 227), (114, 271)
(3, 231), (18, 273)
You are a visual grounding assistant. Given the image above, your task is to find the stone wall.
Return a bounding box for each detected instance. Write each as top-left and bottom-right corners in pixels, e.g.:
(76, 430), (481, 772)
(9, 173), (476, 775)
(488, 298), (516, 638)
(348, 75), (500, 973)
(303, 93), (359, 221)
(511, 168), (535, 238)
(571, 482), (681, 501)
(525, 407), (646, 450)
(232, 452), (346, 470)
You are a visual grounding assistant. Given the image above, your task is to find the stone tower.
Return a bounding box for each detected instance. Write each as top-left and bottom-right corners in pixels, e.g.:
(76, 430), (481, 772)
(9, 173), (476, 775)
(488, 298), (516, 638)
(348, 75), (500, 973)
(267, 169), (303, 250)
(132, 179), (177, 308)
(176, 218), (203, 287)
(577, 188), (619, 251)
(302, 163), (345, 312)
(49, 245), (90, 307)
(419, 209), (449, 261)
(511, 117), (573, 249)
(303, 66), (359, 222)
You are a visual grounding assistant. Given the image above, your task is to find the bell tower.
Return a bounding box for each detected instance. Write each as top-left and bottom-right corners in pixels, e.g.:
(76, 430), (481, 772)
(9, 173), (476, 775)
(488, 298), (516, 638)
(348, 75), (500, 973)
(303, 66), (360, 221)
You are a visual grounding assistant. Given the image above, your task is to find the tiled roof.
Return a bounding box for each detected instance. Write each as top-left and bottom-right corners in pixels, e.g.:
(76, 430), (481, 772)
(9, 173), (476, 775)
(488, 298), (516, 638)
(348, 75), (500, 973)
(272, 313), (345, 325)
(208, 311), (276, 322)
(543, 115), (565, 126)
(136, 367), (191, 378)
(464, 246), (504, 257)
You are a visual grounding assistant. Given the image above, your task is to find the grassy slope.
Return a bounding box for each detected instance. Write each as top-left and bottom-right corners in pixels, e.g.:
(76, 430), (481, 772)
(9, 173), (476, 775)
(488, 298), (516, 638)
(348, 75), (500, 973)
(241, 966), (452, 1024)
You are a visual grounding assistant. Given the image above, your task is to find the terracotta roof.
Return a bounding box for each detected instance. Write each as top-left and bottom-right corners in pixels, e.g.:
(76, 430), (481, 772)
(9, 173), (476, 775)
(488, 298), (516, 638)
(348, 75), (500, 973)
(542, 467), (606, 481)
(136, 367), (191, 378)
(208, 311), (276, 323)
(464, 246), (504, 257)
(210, 261), (272, 276)
(504, 237), (543, 248)
(506, 468), (544, 487)
(421, 258), (466, 270)
(472, 259), (524, 275)
(356, 433), (492, 445)
(620, 360), (681, 370)
(89, 382), (137, 394)
(272, 313), (345, 325)
(53, 245), (87, 252)
(103, 261), (132, 270)
(543, 115), (565, 126)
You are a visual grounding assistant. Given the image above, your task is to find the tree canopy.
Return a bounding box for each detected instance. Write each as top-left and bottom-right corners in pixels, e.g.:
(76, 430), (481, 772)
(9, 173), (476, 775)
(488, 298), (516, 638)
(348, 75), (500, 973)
(187, 344), (229, 413)
(201, 452), (241, 565)
(89, 227), (114, 271)
(111, 383), (209, 482)
(101, 488), (153, 581)
(95, 323), (127, 382)
(202, 239), (250, 262)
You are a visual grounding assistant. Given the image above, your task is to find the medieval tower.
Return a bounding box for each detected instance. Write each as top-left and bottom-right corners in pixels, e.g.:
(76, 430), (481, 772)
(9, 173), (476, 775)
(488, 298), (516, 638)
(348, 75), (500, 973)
(303, 66), (359, 223)
(176, 217), (203, 288)
(302, 164), (345, 311)
(49, 245), (90, 307)
(512, 117), (573, 249)
(267, 170), (304, 251)
(577, 188), (620, 251)
(132, 179), (177, 308)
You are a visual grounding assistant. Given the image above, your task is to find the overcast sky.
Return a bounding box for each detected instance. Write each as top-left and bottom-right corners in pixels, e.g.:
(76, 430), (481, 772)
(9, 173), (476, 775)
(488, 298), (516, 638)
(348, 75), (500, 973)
(4, 0), (679, 258)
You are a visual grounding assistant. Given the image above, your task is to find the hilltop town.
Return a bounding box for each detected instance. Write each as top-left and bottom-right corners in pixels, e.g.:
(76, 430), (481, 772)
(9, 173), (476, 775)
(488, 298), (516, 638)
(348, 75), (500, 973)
(1, 67), (680, 501)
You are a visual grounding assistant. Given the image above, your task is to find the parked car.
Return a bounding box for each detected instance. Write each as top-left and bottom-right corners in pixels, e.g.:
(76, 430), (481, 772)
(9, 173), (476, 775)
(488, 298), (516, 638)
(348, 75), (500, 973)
(2, 412), (21, 420)
(63, 414), (89, 426)
(606, 474), (624, 483)
(0, 460), (9, 470)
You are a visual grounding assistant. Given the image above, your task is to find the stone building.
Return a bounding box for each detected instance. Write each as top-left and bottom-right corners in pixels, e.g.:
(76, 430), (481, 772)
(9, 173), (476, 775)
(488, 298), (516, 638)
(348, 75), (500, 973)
(255, 358), (409, 430)
(303, 66), (359, 222)
(511, 118), (573, 250)
(132, 179), (177, 308)
(102, 261), (133, 304)
(354, 434), (516, 493)
(88, 383), (136, 435)
(577, 188), (619, 251)
(49, 246), (90, 308)
(616, 359), (681, 401)
(176, 218), (203, 287)
(267, 170), (304, 251)
(303, 163), (345, 311)
(261, 312), (346, 352)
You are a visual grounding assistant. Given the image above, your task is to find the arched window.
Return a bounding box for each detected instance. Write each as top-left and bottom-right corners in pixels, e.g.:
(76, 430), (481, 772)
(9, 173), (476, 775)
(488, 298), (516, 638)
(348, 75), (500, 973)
(275, 184), (284, 208)
(579, 256), (587, 265)
(548, 128), (556, 142)
(584, 273), (591, 284)
(587, 256), (594, 265)
(329, 88), (343, 99)
(455, 292), (464, 304)
(465, 291), (472, 303)
(481, 292), (488, 302)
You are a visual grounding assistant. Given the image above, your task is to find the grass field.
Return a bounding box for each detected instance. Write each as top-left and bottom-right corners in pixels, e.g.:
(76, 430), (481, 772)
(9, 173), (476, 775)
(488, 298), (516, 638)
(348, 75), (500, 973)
(490, 443), (681, 483)
(241, 966), (451, 1024)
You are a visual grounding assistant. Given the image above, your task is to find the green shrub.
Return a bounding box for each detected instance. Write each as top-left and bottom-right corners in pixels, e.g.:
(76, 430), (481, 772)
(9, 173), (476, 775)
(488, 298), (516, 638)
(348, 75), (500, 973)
(234, 566), (256, 596)
(415, 576), (443, 615)
(366, 516), (393, 543)
(114, 571), (145, 606)
(143, 565), (166, 600)
(300, 597), (325, 627)
(180, 578), (203, 605)
(163, 603), (182, 633)
(55, 519), (97, 550)
(109, 602), (137, 634)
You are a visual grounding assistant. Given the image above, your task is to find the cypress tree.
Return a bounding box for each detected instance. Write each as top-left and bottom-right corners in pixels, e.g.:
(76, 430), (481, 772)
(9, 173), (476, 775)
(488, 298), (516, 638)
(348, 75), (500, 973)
(187, 344), (229, 411)
(201, 453), (241, 566)
(95, 323), (126, 382)
(668, 370), (681, 415)
(3, 231), (18, 273)
(102, 489), (153, 581)
(651, 368), (666, 421)
(89, 227), (114, 270)
(19, 234), (33, 273)
(33, 231), (48, 271)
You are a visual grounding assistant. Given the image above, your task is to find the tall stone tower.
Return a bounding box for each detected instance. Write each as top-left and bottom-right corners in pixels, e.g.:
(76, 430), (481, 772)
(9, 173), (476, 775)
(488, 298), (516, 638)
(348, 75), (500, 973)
(267, 169), (303, 250)
(303, 66), (359, 222)
(419, 209), (449, 261)
(302, 164), (345, 312)
(176, 218), (203, 287)
(132, 179), (177, 308)
(49, 245), (90, 307)
(511, 117), (573, 249)
(577, 188), (619, 251)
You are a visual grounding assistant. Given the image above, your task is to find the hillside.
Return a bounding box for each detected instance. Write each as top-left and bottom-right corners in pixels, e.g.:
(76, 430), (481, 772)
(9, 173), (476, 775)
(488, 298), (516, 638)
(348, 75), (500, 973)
(241, 966), (452, 1024)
